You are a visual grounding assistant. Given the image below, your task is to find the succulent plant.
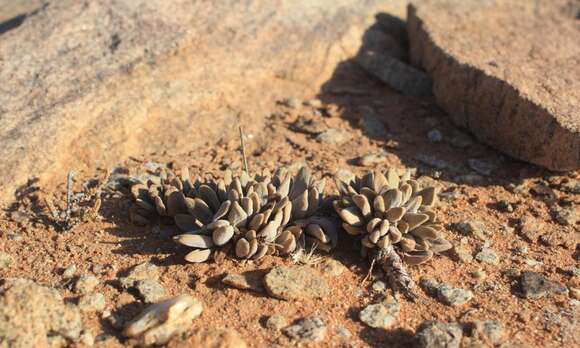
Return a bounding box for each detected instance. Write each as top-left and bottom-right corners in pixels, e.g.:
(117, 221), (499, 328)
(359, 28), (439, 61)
(334, 168), (452, 298)
(129, 166), (336, 263)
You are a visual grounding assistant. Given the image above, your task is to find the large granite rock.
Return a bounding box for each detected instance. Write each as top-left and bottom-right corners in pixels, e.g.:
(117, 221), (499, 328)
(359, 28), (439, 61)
(0, 0), (393, 204)
(408, 0), (580, 171)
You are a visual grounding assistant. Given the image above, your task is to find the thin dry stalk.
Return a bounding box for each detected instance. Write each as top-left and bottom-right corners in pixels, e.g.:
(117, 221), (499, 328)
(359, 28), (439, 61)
(65, 171), (75, 224)
(237, 114), (249, 174)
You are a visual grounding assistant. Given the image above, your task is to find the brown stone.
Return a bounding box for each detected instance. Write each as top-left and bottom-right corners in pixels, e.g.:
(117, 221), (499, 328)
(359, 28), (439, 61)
(263, 265), (329, 301)
(0, 0), (386, 204)
(408, 0), (580, 171)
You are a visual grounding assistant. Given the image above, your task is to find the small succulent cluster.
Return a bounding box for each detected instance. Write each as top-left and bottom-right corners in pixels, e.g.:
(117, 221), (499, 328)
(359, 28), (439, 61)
(333, 168), (451, 265)
(129, 166), (336, 262)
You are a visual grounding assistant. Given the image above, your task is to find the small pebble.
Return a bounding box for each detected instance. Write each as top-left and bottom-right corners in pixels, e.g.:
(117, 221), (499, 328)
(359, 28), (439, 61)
(80, 331), (95, 346)
(468, 158), (496, 176)
(456, 220), (487, 240)
(303, 99), (322, 108)
(0, 252), (14, 269)
(452, 245), (473, 263)
(416, 321), (463, 348)
(358, 114), (387, 138)
(371, 280), (387, 293)
(355, 153), (387, 167)
(520, 271), (567, 299)
(283, 316), (326, 343)
(120, 262), (160, 289)
(496, 200), (514, 212)
(427, 129), (443, 142)
(222, 272), (264, 292)
(62, 265), (77, 279)
(316, 128), (352, 145)
(122, 295), (203, 346)
(471, 269), (486, 282)
(75, 275), (99, 294)
(320, 258), (347, 277)
(280, 97), (300, 109)
(570, 288), (580, 300)
(134, 279), (166, 303)
(335, 326), (352, 338)
(78, 293), (106, 312)
(551, 207), (578, 226)
(359, 300), (400, 328)
(263, 265), (329, 300)
(470, 320), (504, 345)
(475, 248), (499, 265)
(437, 284), (473, 306)
(265, 314), (287, 331)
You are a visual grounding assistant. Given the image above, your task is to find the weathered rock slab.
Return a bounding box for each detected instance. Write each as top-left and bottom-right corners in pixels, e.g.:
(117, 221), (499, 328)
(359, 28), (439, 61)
(408, 0), (580, 171)
(0, 0), (388, 204)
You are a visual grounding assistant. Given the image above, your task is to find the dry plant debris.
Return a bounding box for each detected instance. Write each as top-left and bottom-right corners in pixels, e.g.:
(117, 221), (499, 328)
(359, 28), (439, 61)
(44, 171), (102, 231)
(333, 168), (452, 299)
(129, 166), (336, 262)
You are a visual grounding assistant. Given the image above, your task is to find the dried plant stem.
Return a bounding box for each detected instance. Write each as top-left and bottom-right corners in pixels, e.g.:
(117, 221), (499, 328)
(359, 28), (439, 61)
(65, 171), (75, 224)
(237, 112), (249, 174)
(374, 246), (418, 301)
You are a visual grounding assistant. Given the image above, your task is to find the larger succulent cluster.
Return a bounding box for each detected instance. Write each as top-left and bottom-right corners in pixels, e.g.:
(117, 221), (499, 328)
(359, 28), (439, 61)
(333, 168), (451, 265)
(129, 166), (336, 262)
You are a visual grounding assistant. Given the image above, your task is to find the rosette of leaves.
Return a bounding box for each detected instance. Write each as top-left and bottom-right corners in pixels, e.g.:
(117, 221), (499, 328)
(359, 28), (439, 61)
(128, 168), (193, 226)
(333, 168), (451, 298)
(171, 166), (335, 263)
(275, 167), (338, 253)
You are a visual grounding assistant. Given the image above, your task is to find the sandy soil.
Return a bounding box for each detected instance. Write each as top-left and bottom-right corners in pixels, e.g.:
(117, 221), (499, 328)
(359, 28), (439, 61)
(1, 60), (578, 347)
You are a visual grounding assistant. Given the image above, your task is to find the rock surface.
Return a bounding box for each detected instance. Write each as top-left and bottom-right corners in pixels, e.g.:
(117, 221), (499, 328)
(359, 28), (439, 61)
(0, 0), (388, 204)
(408, 0), (580, 171)
(0, 278), (83, 347)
